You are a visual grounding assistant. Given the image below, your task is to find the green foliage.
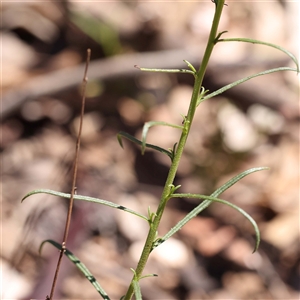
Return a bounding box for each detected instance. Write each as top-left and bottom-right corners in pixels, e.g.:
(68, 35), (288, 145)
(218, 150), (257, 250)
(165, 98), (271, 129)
(152, 167), (269, 253)
(22, 1), (298, 299)
(198, 67), (298, 106)
(117, 131), (174, 161)
(22, 189), (148, 221)
(40, 240), (111, 300)
(141, 121), (183, 155)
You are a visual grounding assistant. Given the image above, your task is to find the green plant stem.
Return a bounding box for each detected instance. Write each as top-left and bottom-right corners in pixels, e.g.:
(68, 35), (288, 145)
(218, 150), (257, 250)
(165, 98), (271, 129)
(123, 2), (225, 299)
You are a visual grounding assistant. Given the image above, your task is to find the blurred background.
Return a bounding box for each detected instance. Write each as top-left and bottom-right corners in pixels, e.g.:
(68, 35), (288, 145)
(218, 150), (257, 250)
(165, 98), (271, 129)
(1, 1), (299, 299)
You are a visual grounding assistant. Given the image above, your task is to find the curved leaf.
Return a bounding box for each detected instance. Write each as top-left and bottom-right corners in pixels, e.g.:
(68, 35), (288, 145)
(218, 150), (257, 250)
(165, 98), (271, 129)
(40, 239), (110, 300)
(171, 193), (260, 252)
(117, 131), (173, 160)
(197, 67), (298, 105)
(212, 167), (269, 197)
(217, 37), (299, 72)
(141, 121), (183, 155)
(183, 60), (197, 73)
(152, 167), (268, 252)
(22, 189), (148, 221)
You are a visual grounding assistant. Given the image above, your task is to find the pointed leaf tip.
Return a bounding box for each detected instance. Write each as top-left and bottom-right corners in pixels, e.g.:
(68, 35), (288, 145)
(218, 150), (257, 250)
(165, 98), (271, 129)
(117, 133), (124, 148)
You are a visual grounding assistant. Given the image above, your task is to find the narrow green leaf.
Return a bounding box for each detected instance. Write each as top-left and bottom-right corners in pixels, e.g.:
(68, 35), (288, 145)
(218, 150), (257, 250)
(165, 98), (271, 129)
(133, 280), (142, 300)
(211, 167), (269, 198)
(22, 189), (148, 221)
(134, 64), (195, 76)
(152, 167), (268, 251)
(140, 273), (158, 279)
(217, 37), (299, 72)
(141, 121), (183, 155)
(197, 67), (298, 105)
(40, 239), (111, 300)
(117, 131), (173, 160)
(171, 193), (260, 252)
(183, 60), (197, 73)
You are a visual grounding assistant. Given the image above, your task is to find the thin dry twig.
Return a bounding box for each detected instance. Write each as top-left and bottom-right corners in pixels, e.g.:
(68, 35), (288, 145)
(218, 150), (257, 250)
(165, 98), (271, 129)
(48, 48), (91, 300)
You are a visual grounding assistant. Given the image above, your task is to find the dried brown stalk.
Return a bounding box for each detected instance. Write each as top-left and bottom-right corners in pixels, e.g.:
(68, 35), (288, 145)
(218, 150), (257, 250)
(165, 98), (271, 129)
(47, 48), (91, 300)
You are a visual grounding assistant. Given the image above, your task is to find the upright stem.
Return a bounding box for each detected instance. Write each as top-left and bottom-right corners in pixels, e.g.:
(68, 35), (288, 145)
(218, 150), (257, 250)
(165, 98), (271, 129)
(123, 2), (225, 299)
